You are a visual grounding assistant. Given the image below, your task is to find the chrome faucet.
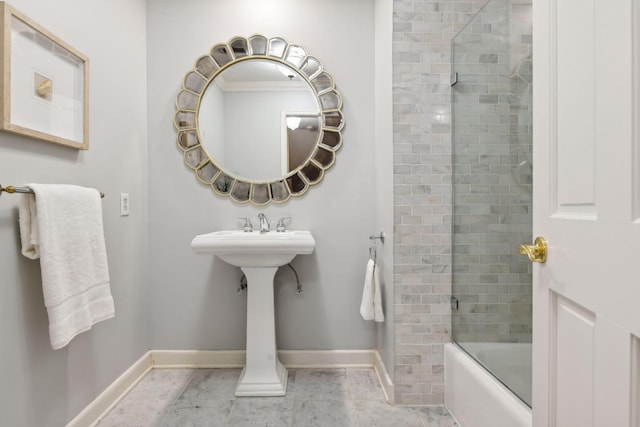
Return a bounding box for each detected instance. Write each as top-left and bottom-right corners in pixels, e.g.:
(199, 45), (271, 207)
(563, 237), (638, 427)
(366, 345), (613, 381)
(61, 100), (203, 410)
(257, 212), (270, 233)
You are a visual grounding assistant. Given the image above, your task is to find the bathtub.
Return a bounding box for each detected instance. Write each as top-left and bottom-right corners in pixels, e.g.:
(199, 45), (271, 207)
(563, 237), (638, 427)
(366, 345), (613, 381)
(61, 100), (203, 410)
(445, 343), (532, 427)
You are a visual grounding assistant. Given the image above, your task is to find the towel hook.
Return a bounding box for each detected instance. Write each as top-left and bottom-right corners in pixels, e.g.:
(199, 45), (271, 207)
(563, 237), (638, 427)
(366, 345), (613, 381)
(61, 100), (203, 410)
(368, 231), (384, 261)
(369, 231), (385, 244)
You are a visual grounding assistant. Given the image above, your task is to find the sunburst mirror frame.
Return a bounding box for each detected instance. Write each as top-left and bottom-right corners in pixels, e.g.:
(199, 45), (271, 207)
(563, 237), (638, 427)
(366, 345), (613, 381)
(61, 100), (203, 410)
(174, 34), (345, 205)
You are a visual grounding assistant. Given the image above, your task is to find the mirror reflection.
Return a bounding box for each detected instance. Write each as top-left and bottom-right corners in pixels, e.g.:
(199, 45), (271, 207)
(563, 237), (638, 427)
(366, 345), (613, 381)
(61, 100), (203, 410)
(198, 59), (320, 182)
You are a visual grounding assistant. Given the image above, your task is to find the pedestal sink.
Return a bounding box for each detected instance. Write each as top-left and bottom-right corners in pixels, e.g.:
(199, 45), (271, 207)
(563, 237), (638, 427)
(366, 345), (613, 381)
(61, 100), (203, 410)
(191, 230), (315, 396)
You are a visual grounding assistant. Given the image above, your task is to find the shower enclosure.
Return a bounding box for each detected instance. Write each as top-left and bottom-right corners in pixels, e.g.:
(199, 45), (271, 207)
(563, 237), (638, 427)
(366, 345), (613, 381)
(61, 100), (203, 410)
(450, 0), (533, 407)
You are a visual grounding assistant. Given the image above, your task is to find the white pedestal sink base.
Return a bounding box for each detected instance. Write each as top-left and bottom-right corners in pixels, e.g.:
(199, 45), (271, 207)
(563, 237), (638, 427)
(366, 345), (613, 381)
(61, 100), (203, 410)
(191, 230), (316, 397)
(236, 266), (287, 397)
(235, 361), (288, 397)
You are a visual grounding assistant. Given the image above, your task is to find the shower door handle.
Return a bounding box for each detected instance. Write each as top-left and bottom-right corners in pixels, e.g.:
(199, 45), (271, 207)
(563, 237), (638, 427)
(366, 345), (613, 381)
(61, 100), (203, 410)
(519, 237), (547, 263)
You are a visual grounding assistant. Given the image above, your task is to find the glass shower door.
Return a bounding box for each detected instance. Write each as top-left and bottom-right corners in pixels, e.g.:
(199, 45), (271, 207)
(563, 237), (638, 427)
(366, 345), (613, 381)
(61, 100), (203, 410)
(450, 0), (533, 407)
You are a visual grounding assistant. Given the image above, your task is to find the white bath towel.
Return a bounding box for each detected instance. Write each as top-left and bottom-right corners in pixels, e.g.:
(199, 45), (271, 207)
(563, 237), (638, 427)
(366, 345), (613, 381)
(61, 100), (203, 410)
(360, 259), (385, 322)
(372, 263), (384, 322)
(19, 193), (39, 260)
(18, 184), (114, 349)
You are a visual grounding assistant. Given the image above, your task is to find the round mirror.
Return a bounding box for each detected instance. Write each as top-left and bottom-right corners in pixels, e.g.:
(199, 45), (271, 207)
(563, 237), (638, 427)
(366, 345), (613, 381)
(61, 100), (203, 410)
(174, 35), (345, 205)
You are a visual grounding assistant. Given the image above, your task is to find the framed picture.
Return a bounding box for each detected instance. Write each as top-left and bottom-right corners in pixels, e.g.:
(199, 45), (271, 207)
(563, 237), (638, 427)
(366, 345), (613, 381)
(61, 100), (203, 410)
(0, 2), (89, 149)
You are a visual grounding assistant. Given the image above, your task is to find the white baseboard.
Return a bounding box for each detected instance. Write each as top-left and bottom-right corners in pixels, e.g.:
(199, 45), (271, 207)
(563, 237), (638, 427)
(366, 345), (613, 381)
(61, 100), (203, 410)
(67, 349), (394, 427)
(373, 349), (395, 405)
(150, 349), (379, 369)
(151, 349), (245, 368)
(66, 351), (153, 427)
(278, 349), (376, 368)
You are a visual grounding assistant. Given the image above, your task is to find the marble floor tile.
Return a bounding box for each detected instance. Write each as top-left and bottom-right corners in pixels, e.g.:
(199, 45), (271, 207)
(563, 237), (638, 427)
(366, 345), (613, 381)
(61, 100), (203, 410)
(97, 368), (459, 427)
(158, 404), (233, 427)
(416, 406), (460, 426)
(291, 368), (349, 400)
(346, 368), (386, 401)
(354, 400), (424, 427)
(292, 399), (358, 427)
(97, 369), (195, 427)
(127, 369), (195, 402)
(96, 398), (171, 427)
(227, 397), (295, 426)
(171, 369), (241, 409)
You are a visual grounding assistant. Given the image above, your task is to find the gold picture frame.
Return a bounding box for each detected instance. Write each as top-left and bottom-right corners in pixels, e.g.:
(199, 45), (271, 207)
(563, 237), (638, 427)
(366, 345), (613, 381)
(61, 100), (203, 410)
(0, 2), (89, 149)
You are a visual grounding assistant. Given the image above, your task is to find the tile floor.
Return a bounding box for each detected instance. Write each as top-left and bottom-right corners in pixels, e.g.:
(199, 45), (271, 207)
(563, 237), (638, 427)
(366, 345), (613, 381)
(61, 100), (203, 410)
(96, 368), (458, 427)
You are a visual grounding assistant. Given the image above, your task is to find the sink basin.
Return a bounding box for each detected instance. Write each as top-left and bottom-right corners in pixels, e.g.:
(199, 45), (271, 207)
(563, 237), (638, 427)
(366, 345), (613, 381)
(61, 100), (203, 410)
(191, 229), (315, 396)
(191, 230), (315, 267)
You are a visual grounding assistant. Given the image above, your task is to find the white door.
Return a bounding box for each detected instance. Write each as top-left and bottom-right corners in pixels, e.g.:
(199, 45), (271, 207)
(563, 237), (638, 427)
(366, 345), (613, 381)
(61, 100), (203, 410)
(532, 0), (640, 426)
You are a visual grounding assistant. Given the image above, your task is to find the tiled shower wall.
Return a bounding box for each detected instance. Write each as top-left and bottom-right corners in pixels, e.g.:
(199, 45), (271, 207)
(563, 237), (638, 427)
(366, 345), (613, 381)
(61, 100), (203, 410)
(451, 1), (533, 344)
(392, 0), (487, 405)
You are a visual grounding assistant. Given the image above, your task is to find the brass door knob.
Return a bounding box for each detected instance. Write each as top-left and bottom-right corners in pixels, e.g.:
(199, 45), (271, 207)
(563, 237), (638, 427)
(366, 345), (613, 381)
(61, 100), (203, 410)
(519, 237), (547, 263)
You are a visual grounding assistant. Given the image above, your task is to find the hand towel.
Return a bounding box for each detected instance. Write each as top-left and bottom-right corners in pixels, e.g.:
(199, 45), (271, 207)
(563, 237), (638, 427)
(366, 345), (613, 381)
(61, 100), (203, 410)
(360, 259), (385, 322)
(372, 263), (384, 322)
(360, 259), (375, 321)
(18, 184), (114, 349)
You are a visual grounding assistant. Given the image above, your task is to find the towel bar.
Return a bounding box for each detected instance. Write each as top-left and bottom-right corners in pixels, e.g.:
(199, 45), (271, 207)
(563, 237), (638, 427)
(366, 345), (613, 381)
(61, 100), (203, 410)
(0, 184), (105, 198)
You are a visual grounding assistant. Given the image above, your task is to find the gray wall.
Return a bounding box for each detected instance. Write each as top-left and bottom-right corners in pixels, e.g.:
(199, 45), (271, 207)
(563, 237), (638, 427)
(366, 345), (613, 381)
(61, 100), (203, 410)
(0, 0), (149, 425)
(147, 0), (381, 352)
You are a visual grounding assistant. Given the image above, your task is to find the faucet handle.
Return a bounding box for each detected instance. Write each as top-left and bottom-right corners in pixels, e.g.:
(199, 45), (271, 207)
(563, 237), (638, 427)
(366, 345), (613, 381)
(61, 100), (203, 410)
(276, 217), (291, 232)
(237, 217), (253, 232)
